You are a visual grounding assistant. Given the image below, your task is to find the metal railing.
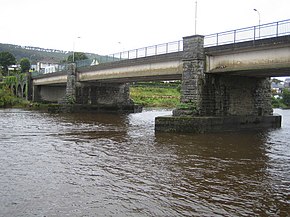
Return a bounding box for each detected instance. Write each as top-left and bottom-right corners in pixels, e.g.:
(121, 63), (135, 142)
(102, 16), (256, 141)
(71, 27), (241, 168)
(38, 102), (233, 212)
(204, 19), (290, 47)
(32, 19), (290, 77)
(31, 62), (71, 77)
(104, 40), (183, 62)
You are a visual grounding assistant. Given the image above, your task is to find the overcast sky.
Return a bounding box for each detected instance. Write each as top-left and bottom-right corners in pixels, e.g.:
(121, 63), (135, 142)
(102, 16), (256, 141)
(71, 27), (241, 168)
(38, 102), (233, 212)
(1, 0), (290, 55)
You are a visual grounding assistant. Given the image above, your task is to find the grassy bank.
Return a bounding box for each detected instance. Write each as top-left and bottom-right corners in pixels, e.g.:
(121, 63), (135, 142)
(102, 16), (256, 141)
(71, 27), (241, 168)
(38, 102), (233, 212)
(130, 86), (180, 108)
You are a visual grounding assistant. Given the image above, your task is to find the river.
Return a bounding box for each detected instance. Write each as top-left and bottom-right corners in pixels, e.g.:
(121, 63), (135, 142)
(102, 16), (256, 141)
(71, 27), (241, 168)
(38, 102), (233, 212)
(0, 108), (289, 217)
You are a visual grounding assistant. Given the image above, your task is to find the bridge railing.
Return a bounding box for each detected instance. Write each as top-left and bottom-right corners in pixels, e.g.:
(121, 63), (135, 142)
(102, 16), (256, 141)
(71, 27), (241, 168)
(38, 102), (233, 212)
(32, 19), (290, 77)
(204, 19), (290, 47)
(30, 62), (71, 77)
(103, 40), (183, 62)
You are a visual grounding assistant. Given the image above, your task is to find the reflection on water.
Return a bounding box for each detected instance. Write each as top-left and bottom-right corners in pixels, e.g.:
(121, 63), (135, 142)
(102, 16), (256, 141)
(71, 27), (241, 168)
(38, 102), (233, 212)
(0, 108), (289, 216)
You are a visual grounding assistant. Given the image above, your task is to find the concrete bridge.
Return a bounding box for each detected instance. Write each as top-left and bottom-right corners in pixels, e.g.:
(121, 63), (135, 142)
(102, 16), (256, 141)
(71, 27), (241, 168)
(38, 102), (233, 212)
(30, 19), (290, 132)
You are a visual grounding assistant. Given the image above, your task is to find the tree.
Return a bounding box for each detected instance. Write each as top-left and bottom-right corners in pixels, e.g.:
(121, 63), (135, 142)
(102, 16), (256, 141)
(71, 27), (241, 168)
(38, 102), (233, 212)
(19, 58), (31, 73)
(271, 78), (283, 84)
(67, 52), (88, 63)
(0, 52), (16, 75)
(282, 88), (290, 107)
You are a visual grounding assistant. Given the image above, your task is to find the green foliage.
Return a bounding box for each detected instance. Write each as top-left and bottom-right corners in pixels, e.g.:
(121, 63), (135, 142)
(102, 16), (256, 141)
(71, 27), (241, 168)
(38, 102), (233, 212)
(0, 86), (15, 107)
(65, 95), (76, 104)
(67, 52), (88, 63)
(282, 89), (290, 107)
(4, 76), (17, 86)
(19, 58), (31, 73)
(130, 86), (180, 107)
(0, 51), (16, 75)
(271, 78), (283, 84)
(271, 97), (284, 108)
(177, 101), (197, 111)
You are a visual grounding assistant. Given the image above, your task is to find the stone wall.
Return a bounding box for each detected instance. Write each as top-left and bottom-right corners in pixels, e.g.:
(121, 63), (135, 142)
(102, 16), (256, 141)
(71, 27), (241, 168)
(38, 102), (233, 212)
(201, 75), (273, 116)
(75, 82), (133, 107)
(33, 85), (66, 103)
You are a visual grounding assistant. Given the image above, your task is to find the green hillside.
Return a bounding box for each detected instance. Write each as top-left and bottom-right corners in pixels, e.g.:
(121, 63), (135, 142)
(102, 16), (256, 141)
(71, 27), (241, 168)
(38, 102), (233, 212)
(0, 43), (102, 64)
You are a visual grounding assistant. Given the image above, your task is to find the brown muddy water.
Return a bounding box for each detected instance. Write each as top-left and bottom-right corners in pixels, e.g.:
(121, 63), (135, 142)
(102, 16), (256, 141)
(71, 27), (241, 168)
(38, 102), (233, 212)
(0, 108), (289, 216)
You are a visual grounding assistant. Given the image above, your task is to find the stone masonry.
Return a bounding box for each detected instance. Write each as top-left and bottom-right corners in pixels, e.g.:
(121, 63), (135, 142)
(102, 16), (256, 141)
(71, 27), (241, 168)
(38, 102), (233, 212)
(200, 75), (273, 116)
(180, 35), (205, 111)
(75, 82), (133, 107)
(175, 35), (273, 117)
(65, 63), (77, 103)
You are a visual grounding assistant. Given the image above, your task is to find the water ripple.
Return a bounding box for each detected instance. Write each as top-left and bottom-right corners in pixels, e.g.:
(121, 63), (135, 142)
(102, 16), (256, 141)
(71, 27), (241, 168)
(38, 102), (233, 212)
(0, 108), (289, 216)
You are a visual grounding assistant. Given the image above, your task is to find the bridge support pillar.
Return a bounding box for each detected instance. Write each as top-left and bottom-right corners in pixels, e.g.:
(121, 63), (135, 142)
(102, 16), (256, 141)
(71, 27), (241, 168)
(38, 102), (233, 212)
(156, 35), (281, 133)
(74, 82), (141, 112)
(32, 85), (42, 102)
(173, 35), (205, 116)
(65, 63), (77, 104)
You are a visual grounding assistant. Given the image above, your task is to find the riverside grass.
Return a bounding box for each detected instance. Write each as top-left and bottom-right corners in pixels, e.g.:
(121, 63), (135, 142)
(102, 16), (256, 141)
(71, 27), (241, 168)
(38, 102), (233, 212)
(130, 86), (180, 108)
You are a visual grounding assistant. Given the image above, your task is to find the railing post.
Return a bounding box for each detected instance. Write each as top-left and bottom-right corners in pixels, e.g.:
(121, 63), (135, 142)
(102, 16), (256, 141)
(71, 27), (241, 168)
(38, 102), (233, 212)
(155, 45), (158, 55)
(254, 26), (256, 40)
(166, 43), (168, 53)
(276, 22), (279, 36)
(145, 47), (147, 57)
(216, 33), (219, 46)
(178, 41), (181, 51)
(136, 49), (138, 58)
(234, 30), (236, 43)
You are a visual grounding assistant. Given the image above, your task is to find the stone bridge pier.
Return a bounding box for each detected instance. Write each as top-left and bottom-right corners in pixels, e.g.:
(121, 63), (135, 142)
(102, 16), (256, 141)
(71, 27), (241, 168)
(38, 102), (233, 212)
(156, 35), (281, 133)
(74, 82), (134, 110)
(67, 64), (138, 112)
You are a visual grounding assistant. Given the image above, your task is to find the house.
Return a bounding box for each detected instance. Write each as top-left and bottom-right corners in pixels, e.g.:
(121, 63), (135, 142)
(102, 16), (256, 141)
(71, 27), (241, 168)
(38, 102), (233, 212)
(36, 61), (60, 74)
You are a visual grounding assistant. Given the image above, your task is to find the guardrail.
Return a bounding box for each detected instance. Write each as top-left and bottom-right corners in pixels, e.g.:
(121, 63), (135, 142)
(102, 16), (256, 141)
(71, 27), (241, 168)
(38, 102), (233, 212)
(32, 19), (290, 77)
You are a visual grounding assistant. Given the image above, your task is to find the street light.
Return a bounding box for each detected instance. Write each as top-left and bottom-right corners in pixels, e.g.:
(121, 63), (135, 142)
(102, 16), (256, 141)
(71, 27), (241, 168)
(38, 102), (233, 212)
(253, 9), (261, 38)
(194, 1), (198, 35)
(72, 36), (81, 62)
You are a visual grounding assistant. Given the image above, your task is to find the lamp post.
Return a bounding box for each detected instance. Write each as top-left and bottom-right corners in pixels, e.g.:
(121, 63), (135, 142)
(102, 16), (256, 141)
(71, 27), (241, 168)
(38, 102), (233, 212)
(72, 36), (81, 62)
(194, 1), (197, 35)
(253, 9), (261, 38)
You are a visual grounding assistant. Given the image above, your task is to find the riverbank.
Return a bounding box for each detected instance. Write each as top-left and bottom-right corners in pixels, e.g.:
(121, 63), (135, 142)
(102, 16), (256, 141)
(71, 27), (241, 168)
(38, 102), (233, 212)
(130, 86), (180, 108)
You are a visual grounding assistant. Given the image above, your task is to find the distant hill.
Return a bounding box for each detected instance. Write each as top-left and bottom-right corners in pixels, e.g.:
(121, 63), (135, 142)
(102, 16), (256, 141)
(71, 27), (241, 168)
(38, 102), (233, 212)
(0, 43), (103, 64)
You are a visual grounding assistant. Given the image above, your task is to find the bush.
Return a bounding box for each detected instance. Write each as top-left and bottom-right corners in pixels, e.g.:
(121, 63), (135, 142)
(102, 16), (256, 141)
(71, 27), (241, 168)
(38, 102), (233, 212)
(282, 89), (290, 107)
(0, 87), (14, 107)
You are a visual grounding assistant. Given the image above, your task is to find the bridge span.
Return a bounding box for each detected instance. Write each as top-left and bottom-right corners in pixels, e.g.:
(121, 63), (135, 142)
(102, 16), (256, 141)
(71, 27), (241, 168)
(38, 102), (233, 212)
(29, 19), (290, 132)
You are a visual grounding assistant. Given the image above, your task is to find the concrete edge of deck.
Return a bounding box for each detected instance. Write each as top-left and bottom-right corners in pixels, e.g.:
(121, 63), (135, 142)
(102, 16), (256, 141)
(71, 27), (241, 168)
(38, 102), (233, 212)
(155, 114), (282, 133)
(46, 104), (143, 113)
